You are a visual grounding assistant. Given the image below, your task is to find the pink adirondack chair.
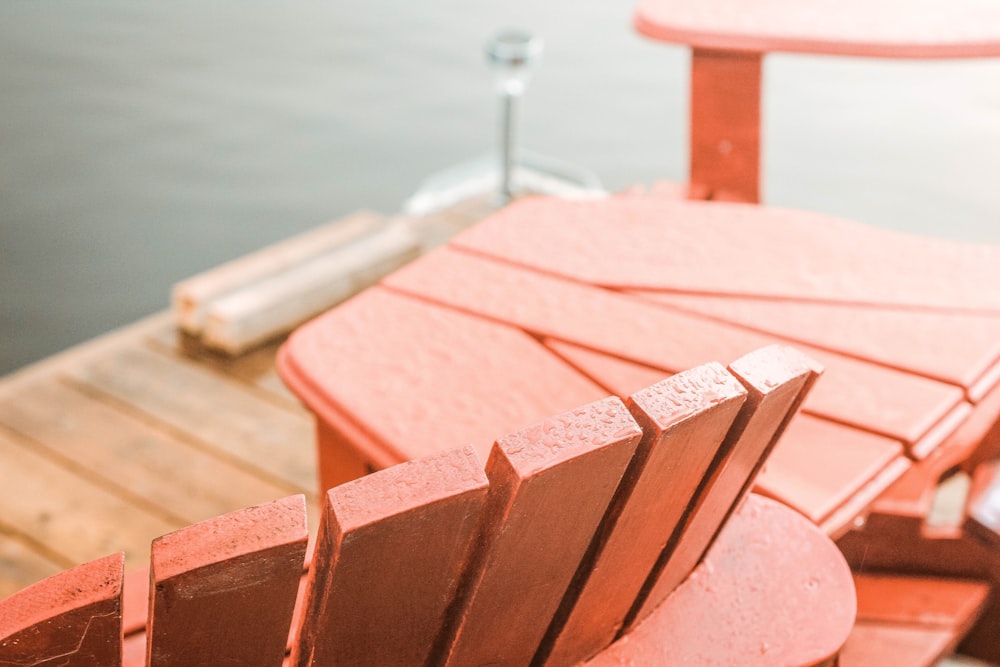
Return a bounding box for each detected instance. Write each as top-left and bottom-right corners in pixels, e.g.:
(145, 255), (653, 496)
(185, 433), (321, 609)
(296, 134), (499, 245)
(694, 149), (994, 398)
(1, 347), (857, 666)
(277, 192), (1000, 665)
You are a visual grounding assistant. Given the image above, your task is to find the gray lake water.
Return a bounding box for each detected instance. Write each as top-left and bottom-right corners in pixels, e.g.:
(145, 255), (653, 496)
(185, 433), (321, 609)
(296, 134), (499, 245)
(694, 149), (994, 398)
(3, 1), (1000, 374)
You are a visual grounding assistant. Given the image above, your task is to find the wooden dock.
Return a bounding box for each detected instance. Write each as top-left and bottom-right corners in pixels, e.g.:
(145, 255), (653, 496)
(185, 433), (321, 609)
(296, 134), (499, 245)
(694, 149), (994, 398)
(0, 197), (495, 599)
(0, 312), (313, 598)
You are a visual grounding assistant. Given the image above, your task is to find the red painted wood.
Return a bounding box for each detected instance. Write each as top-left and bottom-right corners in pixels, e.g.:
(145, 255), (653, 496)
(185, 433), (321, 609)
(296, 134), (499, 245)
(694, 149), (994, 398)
(120, 567), (148, 637)
(637, 0), (1000, 211)
(629, 345), (820, 626)
(955, 379), (1000, 471)
(286, 571), (309, 653)
(451, 196), (1000, 312)
(907, 400), (974, 461)
(871, 443), (972, 528)
(122, 632), (145, 667)
(543, 338), (670, 395)
(641, 291), (1000, 397)
(838, 516), (993, 582)
(868, 381), (1000, 531)
(689, 49), (762, 202)
(959, 597), (1000, 664)
(0, 552), (124, 667)
(147, 495), (308, 667)
(543, 339), (912, 536)
(837, 500), (1000, 666)
(539, 362), (747, 665)
(839, 623), (956, 667)
(315, 416), (377, 490)
(385, 245), (964, 453)
(757, 414), (905, 524)
(290, 446), (489, 666)
(966, 461), (1000, 549)
(820, 456), (913, 540)
(438, 397), (643, 667)
(583, 495), (855, 667)
(850, 570), (993, 666)
(278, 286), (607, 466)
(634, 0), (1000, 59)
(384, 246), (777, 372)
(854, 573), (990, 630)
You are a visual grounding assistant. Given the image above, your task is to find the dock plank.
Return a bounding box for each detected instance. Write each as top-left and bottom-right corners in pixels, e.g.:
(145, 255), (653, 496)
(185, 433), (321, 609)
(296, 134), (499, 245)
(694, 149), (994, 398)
(0, 428), (179, 569)
(66, 342), (315, 494)
(0, 530), (65, 600)
(0, 379), (297, 527)
(0, 309), (320, 596)
(145, 322), (295, 396)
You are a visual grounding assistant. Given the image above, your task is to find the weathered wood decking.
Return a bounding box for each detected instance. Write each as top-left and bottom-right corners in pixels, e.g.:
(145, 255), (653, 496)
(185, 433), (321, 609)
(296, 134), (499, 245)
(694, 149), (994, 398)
(0, 314), (313, 598)
(0, 197), (494, 599)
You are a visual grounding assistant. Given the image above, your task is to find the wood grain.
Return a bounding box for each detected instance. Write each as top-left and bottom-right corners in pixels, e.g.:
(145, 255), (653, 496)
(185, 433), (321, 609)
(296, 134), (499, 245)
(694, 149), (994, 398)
(439, 398), (643, 667)
(0, 429), (178, 568)
(68, 343), (315, 493)
(629, 345), (819, 626)
(290, 447), (489, 666)
(0, 380), (298, 526)
(148, 496), (308, 667)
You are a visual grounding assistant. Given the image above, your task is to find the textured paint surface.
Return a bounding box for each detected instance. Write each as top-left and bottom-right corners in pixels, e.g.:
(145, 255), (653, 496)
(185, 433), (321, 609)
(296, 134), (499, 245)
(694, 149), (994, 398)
(148, 496), (308, 667)
(540, 363), (747, 665)
(451, 196), (1000, 312)
(864, 382), (1000, 529)
(281, 194), (1000, 542)
(642, 291), (1000, 395)
(278, 286), (607, 464)
(757, 415), (904, 523)
(440, 398), (642, 666)
(631, 345), (819, 625)
(290, 447), (490, 666)
(273, 191), (1000, 661)
(386, 245), (964, 448)
(0, 552), (124, 667)
(541, 339), (914, 536)
(583, 495), (855, 667)
(543, 338), (671, 396)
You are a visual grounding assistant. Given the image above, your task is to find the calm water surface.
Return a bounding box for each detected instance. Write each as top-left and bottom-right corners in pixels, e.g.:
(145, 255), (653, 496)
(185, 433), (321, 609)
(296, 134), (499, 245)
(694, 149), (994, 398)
(3, 1), (1000, 373)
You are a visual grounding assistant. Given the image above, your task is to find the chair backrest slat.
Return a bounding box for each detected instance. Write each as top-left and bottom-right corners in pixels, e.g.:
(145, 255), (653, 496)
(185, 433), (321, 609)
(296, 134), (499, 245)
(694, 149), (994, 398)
(437, 396), (643, 666)
(147, 495), (308, 667)
(0, 552), (124, 667)
(629, 345), (821, 627)
(289, 446), (489, 666)
(538, 361), (749, 666)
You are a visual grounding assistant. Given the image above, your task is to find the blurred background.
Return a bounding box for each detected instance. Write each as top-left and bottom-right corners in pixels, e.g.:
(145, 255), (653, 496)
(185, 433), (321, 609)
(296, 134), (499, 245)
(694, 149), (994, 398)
(3, 0), (1000, 374)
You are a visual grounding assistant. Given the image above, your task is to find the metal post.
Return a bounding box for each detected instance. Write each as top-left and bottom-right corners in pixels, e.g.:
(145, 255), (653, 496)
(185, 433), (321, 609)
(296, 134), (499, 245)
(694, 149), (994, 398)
(499, 91), (516, 203)
(486, 29), (543, 206)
